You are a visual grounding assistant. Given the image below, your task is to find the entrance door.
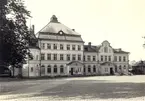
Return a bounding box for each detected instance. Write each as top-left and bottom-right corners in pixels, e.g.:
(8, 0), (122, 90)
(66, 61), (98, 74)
(70, 68), (73, 75)
(110, 68), (114, 75)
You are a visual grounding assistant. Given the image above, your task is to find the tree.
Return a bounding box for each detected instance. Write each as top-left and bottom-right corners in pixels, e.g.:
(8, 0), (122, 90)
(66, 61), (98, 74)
(0, 0), (32, 77)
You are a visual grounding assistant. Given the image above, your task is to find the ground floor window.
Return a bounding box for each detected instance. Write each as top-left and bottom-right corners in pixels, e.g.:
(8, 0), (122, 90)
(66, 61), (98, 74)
(31, 67), (33, 72)
(88, 67), (91, 73)
(47, 68), (51, 73)
(115, 67), (117, 72)
(93, 67), (96, 72)
(60, 68), (64, 73)
(54, 68), (57, 73)
(105, 68), (108, 72)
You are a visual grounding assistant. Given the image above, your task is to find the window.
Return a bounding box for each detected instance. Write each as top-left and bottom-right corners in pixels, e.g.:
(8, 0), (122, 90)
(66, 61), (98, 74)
(47, 66), (51, 73)
(87, 55), (91, 61)
(93, 56), (96, 61)
(123, 56), (126, 62)
(78, 55), (81, 61)
(83, 56), (86, 61)
(60, 65), (64, 73)
(114, 56), (117, 61)
(31, 67), (33, 72)
(124, 65), (126, 69)
(47, 54), (51, 60)
(105, 56), (107, 61)
(36, 55), (39, 60)
(119, 56), (121, 62)
(60, 54), (63, 60)
(104, 47), (108, 53)
(119, 65), (122, 70)
(54, 65), (57, 73)
(67, 54), (70, 61)
(78, 45), (81, 50)
(101, 55), (103, 61)
(115, 66), (117, 72)
(60, 44), (63, 50)
(47, 43), (51, 49)
(88, 65), (91, 72)
(108, 56), (111, 61)
(41, 53), (45, 60)
(41, 65), (45, 74)
(41, 43), (45, 49)
(72, 54), (76, 61)
(53, 54), (57, 60)
(72, 45), (76, 50)
(53, 44), (57, 50)
(93, 65), (96, 72)
(67, 45), (70, 50)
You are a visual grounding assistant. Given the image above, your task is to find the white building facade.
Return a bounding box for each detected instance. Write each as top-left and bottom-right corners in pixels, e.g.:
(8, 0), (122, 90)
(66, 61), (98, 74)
(22, 15), (130, 77)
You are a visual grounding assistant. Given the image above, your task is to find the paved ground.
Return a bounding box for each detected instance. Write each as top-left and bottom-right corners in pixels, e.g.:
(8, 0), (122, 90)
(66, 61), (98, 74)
(0, 75), (145, 101)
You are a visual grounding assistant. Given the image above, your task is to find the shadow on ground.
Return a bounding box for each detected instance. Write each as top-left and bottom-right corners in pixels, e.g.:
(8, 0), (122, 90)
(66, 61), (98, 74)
(32, 80), (145, 99)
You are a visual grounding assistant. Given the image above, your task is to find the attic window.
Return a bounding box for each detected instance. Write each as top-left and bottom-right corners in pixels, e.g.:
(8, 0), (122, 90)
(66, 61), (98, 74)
(58, 30), (64, 35)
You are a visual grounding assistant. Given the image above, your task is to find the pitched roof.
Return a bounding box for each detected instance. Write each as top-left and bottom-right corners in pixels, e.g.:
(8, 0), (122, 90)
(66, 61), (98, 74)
(84, 45), (97, 52)
(113, 49), (129, 54)
(38, 15), (80, 35)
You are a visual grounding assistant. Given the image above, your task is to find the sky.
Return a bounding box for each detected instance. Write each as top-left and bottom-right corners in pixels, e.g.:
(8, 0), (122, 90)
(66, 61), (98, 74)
(24, 0), (145, 62)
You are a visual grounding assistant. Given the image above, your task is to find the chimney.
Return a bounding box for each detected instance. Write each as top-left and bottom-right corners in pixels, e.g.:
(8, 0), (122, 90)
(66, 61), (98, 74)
(88, 42), (91, 46)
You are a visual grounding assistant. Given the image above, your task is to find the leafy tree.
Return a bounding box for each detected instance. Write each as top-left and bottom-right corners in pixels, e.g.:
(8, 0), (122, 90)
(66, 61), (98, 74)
(0, 0), (32, 77)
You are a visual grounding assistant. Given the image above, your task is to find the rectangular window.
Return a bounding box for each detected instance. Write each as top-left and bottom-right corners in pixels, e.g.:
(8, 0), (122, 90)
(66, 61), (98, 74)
(67, 45), (70, 50)
(101, 55), (103, 61)
(119, 56), (121, 62)
(60, 44), (63, 50)
(84, 56), (85, 61)
(47, 54), (51, 60)
(54, 68), (57, 73)
(47, 68), (51, 73)
(60, 54), (63, 60)
(67, 54), (70, 61)
(78, 45), (81, 50)
(105, 56), (107, 61)
(41, 53), (45, 60)
(78, 55), (81, 61)
(93, 56), (96, 61)
(114, 56), (117, 61)
(72, 45), (76, 50)
(60, 68), (64, 73)
(53, 54), (57, 60)
(87, 56), (91, 61)
(123, 56), (126, 62)
(31, 67), (33, 72)
(41, 43), (45, 49)
(47, 43), (51, 49)
(72, 54), (76, 61)
(53, 44), (57, 50)
(108, 56), (111, 61)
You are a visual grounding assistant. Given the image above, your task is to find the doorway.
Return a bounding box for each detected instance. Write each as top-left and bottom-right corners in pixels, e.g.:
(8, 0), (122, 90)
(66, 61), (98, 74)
(70, 68), (74, 75)
(110, 68), (114, 75)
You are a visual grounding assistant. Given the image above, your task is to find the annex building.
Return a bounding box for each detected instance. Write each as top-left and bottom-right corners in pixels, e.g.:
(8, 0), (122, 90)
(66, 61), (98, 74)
(22, 15), (130, 77)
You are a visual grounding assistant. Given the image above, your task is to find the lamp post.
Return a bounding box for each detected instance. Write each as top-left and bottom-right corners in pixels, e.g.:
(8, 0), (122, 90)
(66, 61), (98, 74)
(0, 0), (7, 73)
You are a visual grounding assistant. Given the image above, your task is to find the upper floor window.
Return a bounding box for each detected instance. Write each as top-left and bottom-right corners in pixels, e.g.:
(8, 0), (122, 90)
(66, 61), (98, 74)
(101, 55), (103, 61)
(53, 54), (57, 60)
(78, 55), (81, 61)
(53, 44), (57, 50)
(72, 45), (76, 50)
(41, 53), (45, 60)
(87, 55), (91, 61)
(72, 54), (76, 61)
(47, 54), (51, 60)
(47, 43), (51, 49)
(67, 45), (70, 50)
(108, 56), (111, 61)
(104, 47), (108, 53)
(60, 44), (63, 50)
(93, 56), (96, 61)
(123, 56), (126, 62)
(41, 43), (45, 49)
(67, 54), (70, 61)
(60, 54), (63, 60)
(105, 56), (107, 61)
(83, 56), (86, 61)
(119, 56), (121, 62)
(78, 45), (81, 50)
(114, 56), (117, 61)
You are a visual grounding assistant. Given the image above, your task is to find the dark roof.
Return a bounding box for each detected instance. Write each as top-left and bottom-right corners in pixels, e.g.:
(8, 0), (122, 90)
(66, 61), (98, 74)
(132, 61), (145, 67)
(113, 49), (129, 54)
(84, 45), (97, 52)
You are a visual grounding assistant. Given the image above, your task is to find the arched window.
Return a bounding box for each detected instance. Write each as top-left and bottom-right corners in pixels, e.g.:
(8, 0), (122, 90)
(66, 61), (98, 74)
(104, 47), (108, 53)
(48, 65), (51, 67)
(54, 65), (57, 73)
(60, 65), (63, 67)
(47, 65), (51, 73)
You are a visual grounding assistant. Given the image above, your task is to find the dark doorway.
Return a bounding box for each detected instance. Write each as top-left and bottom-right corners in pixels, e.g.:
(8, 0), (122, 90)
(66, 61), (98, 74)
(70, 68), (73, 75)
(110, 68), (114, 75)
